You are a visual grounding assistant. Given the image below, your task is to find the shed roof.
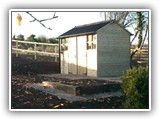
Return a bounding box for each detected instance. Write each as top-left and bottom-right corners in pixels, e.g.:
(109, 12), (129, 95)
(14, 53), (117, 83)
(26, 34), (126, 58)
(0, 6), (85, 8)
(59, 20), (131, 38)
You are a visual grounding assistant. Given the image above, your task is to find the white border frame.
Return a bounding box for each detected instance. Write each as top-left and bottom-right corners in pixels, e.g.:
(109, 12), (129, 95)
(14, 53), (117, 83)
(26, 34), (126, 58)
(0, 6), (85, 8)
(9, 9), (151, 111)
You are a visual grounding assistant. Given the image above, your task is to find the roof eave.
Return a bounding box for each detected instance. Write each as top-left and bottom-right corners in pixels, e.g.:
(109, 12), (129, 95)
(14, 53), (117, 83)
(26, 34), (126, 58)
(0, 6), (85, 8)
(58, 31), (96, 39)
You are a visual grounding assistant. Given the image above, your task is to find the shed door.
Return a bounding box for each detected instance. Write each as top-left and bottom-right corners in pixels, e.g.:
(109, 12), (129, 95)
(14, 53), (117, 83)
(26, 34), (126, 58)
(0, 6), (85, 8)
(77, 36), (87, 75)
(68, 37), (77, 74)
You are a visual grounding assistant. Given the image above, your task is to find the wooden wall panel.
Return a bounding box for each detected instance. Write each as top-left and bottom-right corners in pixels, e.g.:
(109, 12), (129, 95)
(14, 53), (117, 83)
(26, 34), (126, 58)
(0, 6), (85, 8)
(77, 36), (87, 75)
(97, 23), (130, 77)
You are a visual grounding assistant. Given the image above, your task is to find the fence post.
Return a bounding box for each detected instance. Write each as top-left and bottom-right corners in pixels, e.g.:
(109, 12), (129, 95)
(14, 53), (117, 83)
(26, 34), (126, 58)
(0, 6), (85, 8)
(34, 43), (37, 60)
(12, 40), (60, 61)
(55, 46), (57, 62)
(16, 40), (18, 57)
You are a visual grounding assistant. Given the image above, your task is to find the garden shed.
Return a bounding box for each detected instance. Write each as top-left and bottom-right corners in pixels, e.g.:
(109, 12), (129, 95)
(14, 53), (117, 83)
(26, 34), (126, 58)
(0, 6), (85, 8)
(59, 20), (131, 77)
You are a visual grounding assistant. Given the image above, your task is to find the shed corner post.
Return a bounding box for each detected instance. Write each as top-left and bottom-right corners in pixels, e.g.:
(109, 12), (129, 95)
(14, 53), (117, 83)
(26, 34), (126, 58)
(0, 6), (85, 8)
(58, 38), (61, 73)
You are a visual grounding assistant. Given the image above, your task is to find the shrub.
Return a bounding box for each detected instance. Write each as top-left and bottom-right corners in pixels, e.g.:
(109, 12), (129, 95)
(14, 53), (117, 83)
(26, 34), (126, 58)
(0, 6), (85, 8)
(121, 66), (149, 109)
(48, 38), (58, 44)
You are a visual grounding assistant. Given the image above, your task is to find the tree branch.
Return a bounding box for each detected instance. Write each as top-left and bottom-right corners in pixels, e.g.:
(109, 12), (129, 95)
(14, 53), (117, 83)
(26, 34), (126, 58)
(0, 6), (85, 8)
(39, 14), (58, 22)
(130, 30), (138, 45)
(140, 25), (148, 49)
(26, 12), (58, 30)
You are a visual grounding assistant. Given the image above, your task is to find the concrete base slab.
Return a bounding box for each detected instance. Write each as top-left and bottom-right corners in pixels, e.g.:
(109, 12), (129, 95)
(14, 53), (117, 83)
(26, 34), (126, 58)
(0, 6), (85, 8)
(38, 74), (121, 83)
(25, 83), (123, 102)
(42, 81), (121, 96)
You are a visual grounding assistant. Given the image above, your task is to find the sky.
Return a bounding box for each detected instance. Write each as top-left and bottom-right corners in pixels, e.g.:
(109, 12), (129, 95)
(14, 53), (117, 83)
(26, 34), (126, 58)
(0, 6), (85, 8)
(12, 11), (103, 38)
(11, 10), (147, 45)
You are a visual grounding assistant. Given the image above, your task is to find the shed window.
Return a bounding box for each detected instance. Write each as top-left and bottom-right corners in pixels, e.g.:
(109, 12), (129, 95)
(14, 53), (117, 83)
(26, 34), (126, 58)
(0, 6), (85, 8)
(87, 34), (96, 50)
(61, 38), (68, 51)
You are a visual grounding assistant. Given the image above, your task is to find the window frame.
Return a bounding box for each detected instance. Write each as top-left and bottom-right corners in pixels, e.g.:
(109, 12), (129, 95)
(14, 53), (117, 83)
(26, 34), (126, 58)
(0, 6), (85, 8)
(87, 34), (97, 50)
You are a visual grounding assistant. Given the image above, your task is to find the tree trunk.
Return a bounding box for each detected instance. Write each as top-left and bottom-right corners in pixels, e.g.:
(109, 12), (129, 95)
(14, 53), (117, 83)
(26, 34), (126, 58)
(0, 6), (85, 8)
(130, 12), (143, 68)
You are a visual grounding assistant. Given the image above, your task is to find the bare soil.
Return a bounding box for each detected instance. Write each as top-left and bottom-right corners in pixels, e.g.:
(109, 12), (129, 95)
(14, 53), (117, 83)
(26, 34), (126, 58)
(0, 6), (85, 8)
(11, 53), (123, 109)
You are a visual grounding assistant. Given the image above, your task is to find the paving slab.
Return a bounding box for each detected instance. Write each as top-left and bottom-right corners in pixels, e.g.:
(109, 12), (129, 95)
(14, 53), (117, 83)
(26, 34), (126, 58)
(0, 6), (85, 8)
(25, 83), (123, 102)
(38, 74), (121, 83)
(42, 81), (121, 96)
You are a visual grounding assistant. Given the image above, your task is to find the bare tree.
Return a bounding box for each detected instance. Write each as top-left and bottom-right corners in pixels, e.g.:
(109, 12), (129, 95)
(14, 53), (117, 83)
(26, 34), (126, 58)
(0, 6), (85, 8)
(130, 12), (149, 68)
(100, 12), (129, 27)
(26, 12), (58, 30)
